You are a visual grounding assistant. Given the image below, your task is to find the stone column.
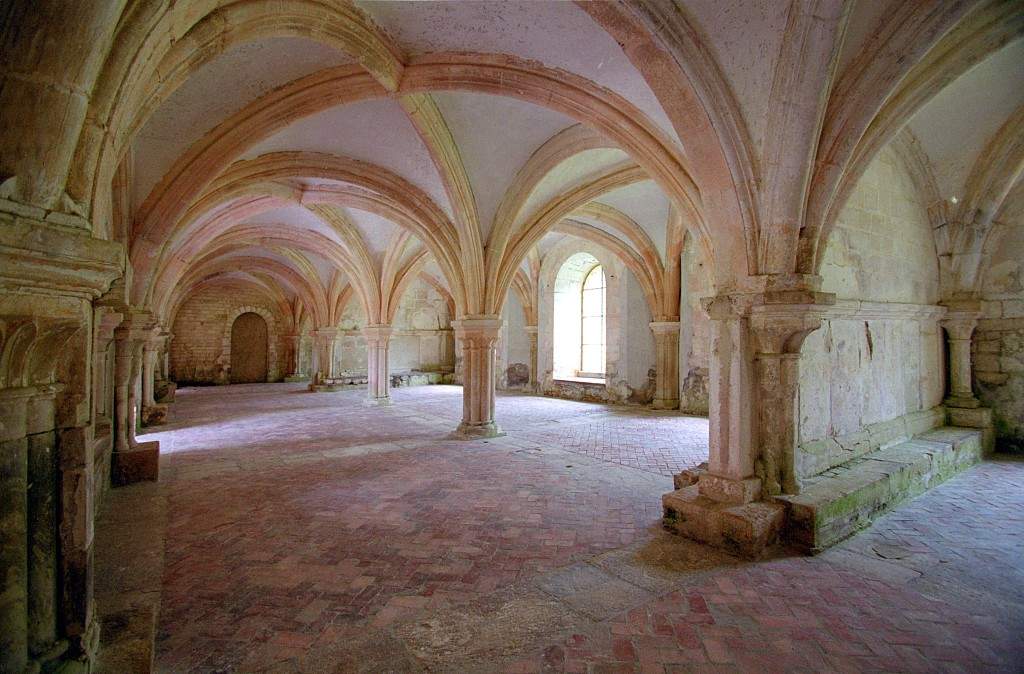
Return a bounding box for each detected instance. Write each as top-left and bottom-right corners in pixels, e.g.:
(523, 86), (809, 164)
(941, 310), (981, 408)
(940, 302), (995, 452)
(309, 328), (345, 391)
(699, 296), (760, 502)
(112, 329), (136, 454)
(748, 305), (830, 496)
(142, 343), (155, 407)
(650, 321), (681, 410)
(112, 316), (159, 485)
(524, 325), (539, 391)
(452, 316), (504, 438)
(362, 325), (393, 404)
(697, 289), (832, 501)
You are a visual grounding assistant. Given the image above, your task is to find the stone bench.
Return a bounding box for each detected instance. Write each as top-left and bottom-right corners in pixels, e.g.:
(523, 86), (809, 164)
(775, 426), (985, 552)
(390, 371), (453, 387)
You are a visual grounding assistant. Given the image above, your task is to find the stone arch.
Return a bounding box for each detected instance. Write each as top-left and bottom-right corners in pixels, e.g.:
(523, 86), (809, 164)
(219, 305), (279, 383)
(538, 237), (626, 396)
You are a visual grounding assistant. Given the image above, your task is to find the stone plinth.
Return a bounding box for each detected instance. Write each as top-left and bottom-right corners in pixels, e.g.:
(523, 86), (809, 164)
(141, 404), (167, 427)
(112, 442), (160, 487)
(662, 486), (785, 559)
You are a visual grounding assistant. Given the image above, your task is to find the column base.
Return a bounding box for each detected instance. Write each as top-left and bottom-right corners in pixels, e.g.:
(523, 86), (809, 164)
(154, 380), (176, 403)
(112, 441), (160, 486)
(697, 473), (762, 504)
(363, 396), (392, 406)
(141, 404), (167, 426)
(947, 405), (994, 455)
(283, 374), (309, 383)
(944, 395), (981, 409)
(663, 485), (784, 559)
(452, 422), (505, 440)
(651, 397), (680, 411)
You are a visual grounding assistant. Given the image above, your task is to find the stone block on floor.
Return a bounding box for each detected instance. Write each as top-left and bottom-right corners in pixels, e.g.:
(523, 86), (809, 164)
(112, 441), (160, 486)
(662, 485), (784, 558)
(141, 404), (167, 426)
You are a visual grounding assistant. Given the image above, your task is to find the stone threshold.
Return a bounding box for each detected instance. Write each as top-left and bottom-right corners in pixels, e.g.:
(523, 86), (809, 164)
(776, 426), (985, 552)
(94, 481), (167, 673)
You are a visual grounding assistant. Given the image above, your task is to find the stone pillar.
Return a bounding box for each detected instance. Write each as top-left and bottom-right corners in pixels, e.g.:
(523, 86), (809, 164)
(112, 330), (135, 454)
(698, 291), (831, 501)
(940, 302), (995, 452)
(283, 334), (307, 382)
(1, 213), (123, 670)
(524, 325), (539, 391)
(112, 316), (159, 485)
(314, 328), (344, 380)
(142, 343), (155, 407)
(699, 296), (760, 502)
(650, 321), (681, 410)
(748, 305), (830, 496)
(941, 310), (981, 408)
(362, 325), (393, 404)
(452, 316), (504, 438)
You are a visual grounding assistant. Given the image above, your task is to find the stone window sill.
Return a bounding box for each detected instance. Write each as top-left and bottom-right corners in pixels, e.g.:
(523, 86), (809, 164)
(554, 376), (606, 385)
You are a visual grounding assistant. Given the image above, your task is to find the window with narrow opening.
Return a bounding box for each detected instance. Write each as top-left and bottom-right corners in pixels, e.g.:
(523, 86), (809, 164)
(579, 264), (605, 376)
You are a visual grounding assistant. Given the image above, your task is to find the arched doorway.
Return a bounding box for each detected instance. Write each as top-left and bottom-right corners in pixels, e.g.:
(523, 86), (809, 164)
(230, 312), (268, 383)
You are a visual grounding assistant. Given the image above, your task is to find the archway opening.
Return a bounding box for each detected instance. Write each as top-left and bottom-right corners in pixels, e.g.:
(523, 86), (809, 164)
(230, 312), (269, 383)
(553, 252), (605, 382)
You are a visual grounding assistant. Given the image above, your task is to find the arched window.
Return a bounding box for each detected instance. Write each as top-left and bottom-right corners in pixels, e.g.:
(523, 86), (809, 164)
(580, 264), (606, 376)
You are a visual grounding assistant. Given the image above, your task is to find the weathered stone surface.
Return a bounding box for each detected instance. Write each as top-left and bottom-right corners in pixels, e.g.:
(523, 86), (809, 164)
(140, 404), (167, 427)
(94, 482), (166, 674)
(112, 442), (159, 486)
(663, 485), (785, 559)
(776, 426), (984, 551)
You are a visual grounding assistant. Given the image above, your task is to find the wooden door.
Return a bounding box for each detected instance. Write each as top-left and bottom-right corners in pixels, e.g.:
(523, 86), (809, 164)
(230, 312), (268, 383)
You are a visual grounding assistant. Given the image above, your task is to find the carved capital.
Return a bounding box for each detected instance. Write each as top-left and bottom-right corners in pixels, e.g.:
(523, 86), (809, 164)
(452, 315), (502, 346)
(361, 324), (394, 345)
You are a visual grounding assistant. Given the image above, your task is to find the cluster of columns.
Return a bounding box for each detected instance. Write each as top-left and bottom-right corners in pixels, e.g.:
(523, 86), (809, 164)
(0, 217), (127, 671)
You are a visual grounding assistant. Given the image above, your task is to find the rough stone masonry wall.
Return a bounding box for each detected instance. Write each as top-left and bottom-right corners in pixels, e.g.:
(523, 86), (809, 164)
(169, 285), (285, 384)
(976, 217), (1024, 451)
(797, 147), (945, 477)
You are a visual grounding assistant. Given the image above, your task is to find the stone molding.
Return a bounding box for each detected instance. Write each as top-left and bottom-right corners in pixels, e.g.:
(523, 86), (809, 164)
(821, 300), (947, 322)
(0, 216), (123, 300)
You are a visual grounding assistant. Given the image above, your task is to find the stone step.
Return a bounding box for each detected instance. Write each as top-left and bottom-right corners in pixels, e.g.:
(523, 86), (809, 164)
(775, 426), (984, 552)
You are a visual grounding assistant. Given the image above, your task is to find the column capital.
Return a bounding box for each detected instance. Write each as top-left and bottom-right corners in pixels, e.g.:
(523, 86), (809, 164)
(452, 315), (503, 341)
(703, 290), (834, 355)
(313, 326), (345, 339)
(649, 320), (681, 335)
(939, 302), (981, 341)
(361, 324), (394, 343)
(523, 325), (538, 335)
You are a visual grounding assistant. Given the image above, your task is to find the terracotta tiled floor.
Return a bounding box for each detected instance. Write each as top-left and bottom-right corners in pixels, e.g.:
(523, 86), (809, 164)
(142, 384), (1023, 673)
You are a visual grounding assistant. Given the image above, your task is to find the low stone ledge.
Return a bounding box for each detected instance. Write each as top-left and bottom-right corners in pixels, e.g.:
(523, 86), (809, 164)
(777, 426), (984, 552)
(391, 371), (453, 387)
(94, 481), (167, 673)
(796, 406), (946, 479)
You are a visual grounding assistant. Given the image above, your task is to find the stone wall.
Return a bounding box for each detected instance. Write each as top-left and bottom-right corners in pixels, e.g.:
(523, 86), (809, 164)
(336, 277), (454, 375)
(798, 148), (945, 476)
(499, 291), (533, 389)
(679, 243), (711, 415)
(976, 219), (1024, 451)
(169, 285), (285, 384)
